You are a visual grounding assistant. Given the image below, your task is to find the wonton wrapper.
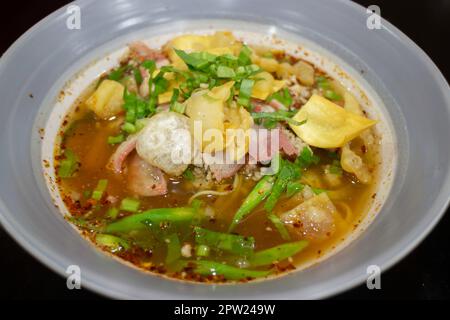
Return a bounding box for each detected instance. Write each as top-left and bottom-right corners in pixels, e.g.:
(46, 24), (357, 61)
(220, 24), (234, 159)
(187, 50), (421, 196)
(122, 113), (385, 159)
(250, 71), (285, 100)
(185, 81), (253, 158)
(164, 32), (241, 69)
(85, 80), (124, 119)
(185, 81), (233, 151)
(289, 94), (377, 148)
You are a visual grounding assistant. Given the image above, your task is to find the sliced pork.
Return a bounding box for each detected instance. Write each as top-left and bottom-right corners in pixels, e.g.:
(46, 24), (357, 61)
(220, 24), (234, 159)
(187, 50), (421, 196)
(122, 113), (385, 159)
(127, 153), (167, 197)
(108, 134), (138, 174)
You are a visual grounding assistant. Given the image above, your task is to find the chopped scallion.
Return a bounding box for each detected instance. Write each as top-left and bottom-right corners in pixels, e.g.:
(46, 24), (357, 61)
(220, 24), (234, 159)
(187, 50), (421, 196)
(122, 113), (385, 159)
(237, 79), (254, 107)
(57, 149), (79, 178)
(133, 67), (143, 86)
(216, 65), (236, 78)
(295, 147), (320, 168)
(92, 179), (108, 201)
(238, 45), (252, 66)
(183, 168), (195, 181)
(122, 122), (136, 134)
(267, 88), (293, 108)
(120, 197), (140, 212)
(251, 111), (305, 127)
(324, 90), (342, 101)
(141, 60), (156, 73)
(329, 160), (343, 175)
(106, 207), (119, 219)
(107, 134), (125, 145)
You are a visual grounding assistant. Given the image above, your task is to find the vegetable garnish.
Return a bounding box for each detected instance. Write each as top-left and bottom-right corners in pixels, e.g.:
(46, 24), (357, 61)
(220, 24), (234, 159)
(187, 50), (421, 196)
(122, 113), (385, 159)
(237, 45), (252, 66)
(133, 67), (143, 86)
(286, 181), (304, 197)
(217, 65), (236, 78)
(264, 156), (301, 212)
(316, 75), (331, 89)
(237, 79), (254, 107)
(122, 88), (153, 125)
(169, 88), (185, 113)
(196, 244), (210, 257)
(251, 110), (306, 127)
(108, 65), (131, 82)
(228, 175), (275, 232)
(182, 168), (195, 181)
(324, 90), (342, 101)
(329, 159), (343, 175)
(194, 227), (255, 256)
(141, 59), (156, 73)
(316, 75), (342, 100)
(174, 49), (216, 70)
(267, 213), (291, 241)
(165, 233), (181, 264)
(312, 187), (327, 195)
(296, 147), (320, 168)
(267, 87), (293, 108)
(248, 241), (308, 267)
(121, 122), (136, 134)
(105, 207), (197, 233)
(57, 149), (79, 178)
(183, 260), (270, 280)
(119, 197), (140, 212)
(107, 134), (125, 145)
(95, 234), (130, 251)
(172, 48), (262, 103)
(67, 216), (101, 232)
(106, 207), (119, 219)
(92, 179), (108, 201)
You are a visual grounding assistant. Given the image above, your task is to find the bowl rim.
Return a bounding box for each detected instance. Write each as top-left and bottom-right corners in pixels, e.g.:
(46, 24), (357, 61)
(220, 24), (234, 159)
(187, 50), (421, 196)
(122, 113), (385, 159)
(0, 0), (449, 299)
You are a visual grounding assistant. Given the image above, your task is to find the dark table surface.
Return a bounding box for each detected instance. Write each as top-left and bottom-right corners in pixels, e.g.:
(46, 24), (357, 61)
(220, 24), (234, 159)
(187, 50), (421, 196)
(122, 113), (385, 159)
(1, 0), (449, 300)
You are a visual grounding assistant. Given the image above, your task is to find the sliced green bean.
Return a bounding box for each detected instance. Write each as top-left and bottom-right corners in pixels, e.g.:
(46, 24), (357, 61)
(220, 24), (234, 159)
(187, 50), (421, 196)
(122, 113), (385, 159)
(286, 181), (304, 198)
(104, 207), (196, 234)
(194, 227), (255, 256)
(228, 175), (275, 232)
(185, 260), (270, 280)
(196, 245), (210, 257)
(165, 234), (181, 264)
(264, 159), (301, 212)
(248, 241), (308, 267)
(267, 213), (291, 241)
(95, 234), (130, 251)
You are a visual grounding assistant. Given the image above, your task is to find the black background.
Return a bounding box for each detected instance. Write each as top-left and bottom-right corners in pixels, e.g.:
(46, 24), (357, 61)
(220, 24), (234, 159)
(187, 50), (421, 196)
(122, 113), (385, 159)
(0, 0), (449, 300)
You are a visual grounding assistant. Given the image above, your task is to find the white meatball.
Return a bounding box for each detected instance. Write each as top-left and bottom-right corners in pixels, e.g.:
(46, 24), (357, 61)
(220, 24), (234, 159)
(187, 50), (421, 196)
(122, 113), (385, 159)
(136, 112), (197, 176)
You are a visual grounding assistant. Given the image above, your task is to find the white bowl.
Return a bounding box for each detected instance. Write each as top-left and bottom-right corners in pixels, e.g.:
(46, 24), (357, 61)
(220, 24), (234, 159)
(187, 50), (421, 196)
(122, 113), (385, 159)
(0, 0), (449, 299)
